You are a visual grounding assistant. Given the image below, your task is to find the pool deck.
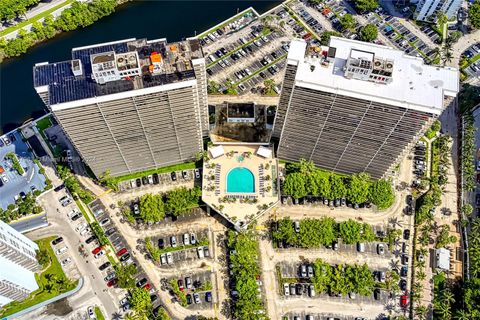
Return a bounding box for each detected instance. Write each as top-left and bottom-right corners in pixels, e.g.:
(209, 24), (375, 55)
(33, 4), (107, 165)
(202, 144), (279, 229)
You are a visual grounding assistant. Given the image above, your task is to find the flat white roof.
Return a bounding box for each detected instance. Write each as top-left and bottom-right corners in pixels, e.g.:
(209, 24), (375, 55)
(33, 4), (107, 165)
(287, 37), (459, 115)
(436, 248), (451, 270)
(210, 145), (225, 159)
(256, 146), (272, 158)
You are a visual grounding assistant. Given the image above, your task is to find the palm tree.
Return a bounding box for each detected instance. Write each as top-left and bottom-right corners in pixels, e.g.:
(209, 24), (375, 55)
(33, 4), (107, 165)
(442, 289), (455, 305)
(436, 303), (452, 320)
(111, 312), (123, 320)
(454, 310), (470, 320)
(415, 305), (428, 320)
(416, 270), (427, 281)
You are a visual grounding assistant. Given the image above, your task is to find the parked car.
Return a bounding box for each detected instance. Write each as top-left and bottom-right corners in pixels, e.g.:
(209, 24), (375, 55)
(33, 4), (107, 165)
(92, 246), (103, 255)
(116, 248), (127, 257)
(56, 246), (68, 255)
(99, 262), (111, 271)
(52, 237), (64, 245)
(357, 242), (365, 252)
(193, 292), (200, 304)
(283, 283), (290, 296)
(403, 229), (410, 240)
(94, 250), (106, 259)
(136, 278), (147, 287)
(183, 233), (190, 245)
(377, 243), (385, 255)
(205, 291), (213, 302)
(171, 236), (177, 247)
(400, 294), (408, 307)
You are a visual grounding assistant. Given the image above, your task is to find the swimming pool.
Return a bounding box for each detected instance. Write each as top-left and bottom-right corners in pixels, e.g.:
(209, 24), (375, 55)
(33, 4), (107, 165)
(227, 167), (255, 193)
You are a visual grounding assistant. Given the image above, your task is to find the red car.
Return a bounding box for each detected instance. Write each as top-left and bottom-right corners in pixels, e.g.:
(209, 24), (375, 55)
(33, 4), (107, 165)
(107, 279), (118, 287)
(116, 248), (127, 257)
(400, 294), (408, 307)
(92, 246), (103, 255)
(143, 283), (151, 290)
(178, 279), (184, 291)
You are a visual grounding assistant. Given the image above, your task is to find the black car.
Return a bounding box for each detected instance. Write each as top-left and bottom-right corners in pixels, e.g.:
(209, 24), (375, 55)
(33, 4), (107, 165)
(406, 195), (413, 205)
(71, 214), (81, 221)
(99, 262), (111, 271)
(403, 229), (410, 240)
(171, 172), (177, 181)
(120, 253), (131, 262)
(206, 68), (213, 75)
(85, 236), (97, 244)
(150, 294), (158, 302)
(136, 278), (147, 287)
(142, 176), (148, 185)
(400, 266), (408, 277)
(295, 283), (303, 295)
(54, 184), (65, 192)
(186, 294), (192, 305)
(152, 173), (159, 184)
(399, 279), (407, 291)
(271, 51), (278, 59)
(158, 238), (165, 249)
(105, 228), (117, 236)
(374, 288), (381, 300)
(135, 179), (141, 187)
(52, 237), (64, 245)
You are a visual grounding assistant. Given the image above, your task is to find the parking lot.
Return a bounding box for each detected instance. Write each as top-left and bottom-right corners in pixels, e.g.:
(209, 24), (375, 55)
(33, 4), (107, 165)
(117, 167), (199, 192)
(462, 43), (480, 78)
(283, 311), (368, 320)
(0, 130), (47, 209)
(165, 270), (215, 310)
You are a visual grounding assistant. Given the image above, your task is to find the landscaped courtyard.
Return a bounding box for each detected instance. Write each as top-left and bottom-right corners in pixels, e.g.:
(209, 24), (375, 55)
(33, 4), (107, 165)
(202, 144), (279, 228)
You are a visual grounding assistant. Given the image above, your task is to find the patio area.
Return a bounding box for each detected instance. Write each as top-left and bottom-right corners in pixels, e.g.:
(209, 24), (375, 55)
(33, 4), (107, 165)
(202, 144), (279, 229)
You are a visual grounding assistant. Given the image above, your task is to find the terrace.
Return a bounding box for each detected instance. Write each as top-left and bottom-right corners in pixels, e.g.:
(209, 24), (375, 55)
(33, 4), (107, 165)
(202, 144), (279, 229)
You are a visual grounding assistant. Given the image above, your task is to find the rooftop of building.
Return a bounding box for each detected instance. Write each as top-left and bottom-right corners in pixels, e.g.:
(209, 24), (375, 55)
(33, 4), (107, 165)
(287, 37), (459, 115)
(33, 38), (204, 106)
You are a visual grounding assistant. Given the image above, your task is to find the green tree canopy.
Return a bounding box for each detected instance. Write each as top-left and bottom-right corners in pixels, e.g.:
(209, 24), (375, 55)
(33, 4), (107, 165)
(139, 193), (165, 222)
(369, 179), (395, 209)
(165, 186), (201, 216)
(320, 31), (341, 45)
(129, 287), (152, 317)
(347, 173), (371, 204)
(329, 174), (347, 199)
(360, 24), (378, 42)
(116, 264), (137, 289)
(283, 172), (307, 199)
(340, 14), (356, 31)
(470, 0), (480, 29)
(354, 0), (379, 12)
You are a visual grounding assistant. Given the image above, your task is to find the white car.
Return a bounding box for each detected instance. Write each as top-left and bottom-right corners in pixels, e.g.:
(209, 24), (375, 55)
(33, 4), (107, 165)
(283, 283), (290, 296)
(75, 223), (88, 233)
(80, 228), (91, 237)
(1, 175), (8, 183)
(183, 233), (190, 246)
(197, 246), (205, 259)
(87, 306), (95, 319)
(148, 175), (153, 184)
(160, 254), (167, 265)
(166, 252), (173, 264)
(94, 249), (106, 259)
(56, 246), (68, 255)
(61, 257), (72, 266)
(194, 169), (200, 179)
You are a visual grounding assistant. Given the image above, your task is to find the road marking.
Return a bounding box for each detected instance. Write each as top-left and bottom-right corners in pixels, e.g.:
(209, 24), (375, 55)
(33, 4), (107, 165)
(98, 189), (112, 198)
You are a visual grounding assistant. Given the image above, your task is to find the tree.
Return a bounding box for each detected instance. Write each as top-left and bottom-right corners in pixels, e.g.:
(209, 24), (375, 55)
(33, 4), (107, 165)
(129, 287), (152, 318)
(116, 264), (137, 289)
(263, 79), (276, 95)
(462, 203), (474, 216)
(369, 179), (394, 209)
(165, 186), (201, 216)
(354, 0), (379, 12)
(360, 24), (378, 42)
(320, 31), (341, 45)
(283, 172), (307, 199)
(347, 173), (371, 204)
(339, 14), (355, 31)
(36, 248), (50, 268)
(470, 1), (480, 29)
(329, 174), (347, 199)
(139, 193), (165, 222)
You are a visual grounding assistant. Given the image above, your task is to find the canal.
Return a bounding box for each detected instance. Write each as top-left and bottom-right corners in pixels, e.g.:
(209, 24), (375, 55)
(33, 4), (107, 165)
(0, 0), (280, 133)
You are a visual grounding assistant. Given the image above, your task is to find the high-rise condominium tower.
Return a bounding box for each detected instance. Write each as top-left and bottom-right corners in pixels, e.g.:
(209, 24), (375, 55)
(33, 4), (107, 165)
(273, 37), (459, 179)
(33, 38), (207, 177)
(0, 220), (40, 306)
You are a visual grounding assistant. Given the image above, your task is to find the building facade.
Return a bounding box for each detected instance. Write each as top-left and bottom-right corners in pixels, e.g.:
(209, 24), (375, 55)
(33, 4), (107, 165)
(33, 38), (207, 177)
(414, 0), (462, 22)
(273, 37), (459, 179)
(0, 221), (39, 306)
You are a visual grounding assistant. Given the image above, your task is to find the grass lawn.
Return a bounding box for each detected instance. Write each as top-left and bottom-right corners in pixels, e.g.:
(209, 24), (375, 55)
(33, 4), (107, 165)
(0, 0), (75, 37)
(111, 162), (196, 184)
(35, 115), (63, 158)
(0, 236), (77, 318)
(94, 306), (105, 320)
(35, 116), (52, 132)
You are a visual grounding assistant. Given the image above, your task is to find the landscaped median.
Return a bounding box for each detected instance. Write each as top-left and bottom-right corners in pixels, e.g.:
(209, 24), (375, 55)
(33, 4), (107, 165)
(0, 236), (77, 318)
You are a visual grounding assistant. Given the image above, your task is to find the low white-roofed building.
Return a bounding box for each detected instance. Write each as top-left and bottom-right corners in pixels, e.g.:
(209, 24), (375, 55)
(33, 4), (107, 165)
(209, 145), (225, 159)
(273, 37), (459, 179)
(435, 248), (451, 271)
(256, 146), (272, 158)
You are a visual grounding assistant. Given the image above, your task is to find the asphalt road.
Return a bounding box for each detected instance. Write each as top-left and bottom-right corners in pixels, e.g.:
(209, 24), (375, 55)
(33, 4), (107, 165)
(9, 213), (48, 233)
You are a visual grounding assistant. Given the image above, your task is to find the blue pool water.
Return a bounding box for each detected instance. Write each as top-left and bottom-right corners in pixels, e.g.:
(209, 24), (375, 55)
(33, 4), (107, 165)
(227, 167), (255, 193)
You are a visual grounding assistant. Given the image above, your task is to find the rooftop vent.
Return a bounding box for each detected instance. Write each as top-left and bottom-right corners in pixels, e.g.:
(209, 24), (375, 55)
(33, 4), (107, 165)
(71, 59), (83, 77)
